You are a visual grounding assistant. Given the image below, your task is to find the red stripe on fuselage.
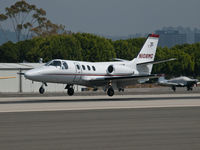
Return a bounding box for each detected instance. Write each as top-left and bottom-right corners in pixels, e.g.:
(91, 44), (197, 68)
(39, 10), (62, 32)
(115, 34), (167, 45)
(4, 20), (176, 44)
(44, 73), (132, 77)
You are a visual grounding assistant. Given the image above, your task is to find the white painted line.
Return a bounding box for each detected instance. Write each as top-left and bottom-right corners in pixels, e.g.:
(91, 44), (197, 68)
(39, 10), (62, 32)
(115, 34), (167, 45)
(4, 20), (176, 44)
(0, 98), (200, 113)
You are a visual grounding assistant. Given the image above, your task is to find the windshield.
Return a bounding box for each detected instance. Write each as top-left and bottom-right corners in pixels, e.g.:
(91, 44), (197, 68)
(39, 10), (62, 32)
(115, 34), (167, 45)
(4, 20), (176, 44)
(45, 61), (51, 66)
(45, 60), (61, 67)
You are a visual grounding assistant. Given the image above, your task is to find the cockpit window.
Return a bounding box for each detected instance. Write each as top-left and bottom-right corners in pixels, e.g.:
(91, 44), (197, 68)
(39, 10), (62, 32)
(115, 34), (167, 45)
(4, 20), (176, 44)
(47, 61), (61, 67)
(62, 62), (68, 69)
(45, 61), (51, 66)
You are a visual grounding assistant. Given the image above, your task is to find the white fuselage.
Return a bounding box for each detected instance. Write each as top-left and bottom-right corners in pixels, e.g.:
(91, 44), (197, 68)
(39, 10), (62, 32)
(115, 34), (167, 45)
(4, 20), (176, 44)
(25, 59), (139, 88)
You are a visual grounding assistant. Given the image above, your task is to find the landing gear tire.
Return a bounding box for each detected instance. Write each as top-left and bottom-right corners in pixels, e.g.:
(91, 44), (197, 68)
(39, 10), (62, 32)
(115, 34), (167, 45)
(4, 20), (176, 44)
(67, 88), (74, 96)
(187, 86), (193, 91)
(39, 86), (45, 94)
(172, 86), (176, 92)
(107, 87), (114, 97)
(118, 88), (124, 92)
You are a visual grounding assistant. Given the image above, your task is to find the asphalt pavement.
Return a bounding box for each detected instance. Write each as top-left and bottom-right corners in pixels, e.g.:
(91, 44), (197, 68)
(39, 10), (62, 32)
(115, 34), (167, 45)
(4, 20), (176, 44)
(0, 107), (200, 150)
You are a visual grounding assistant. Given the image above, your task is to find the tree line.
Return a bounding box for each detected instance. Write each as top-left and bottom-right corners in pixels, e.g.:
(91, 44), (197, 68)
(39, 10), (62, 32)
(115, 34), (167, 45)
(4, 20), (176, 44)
(0, 32), (200, 77)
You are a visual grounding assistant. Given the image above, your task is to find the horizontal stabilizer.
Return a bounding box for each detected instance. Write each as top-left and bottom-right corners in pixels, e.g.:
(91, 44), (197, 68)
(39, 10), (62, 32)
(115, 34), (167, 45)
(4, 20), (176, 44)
(137, 58), (176, 66)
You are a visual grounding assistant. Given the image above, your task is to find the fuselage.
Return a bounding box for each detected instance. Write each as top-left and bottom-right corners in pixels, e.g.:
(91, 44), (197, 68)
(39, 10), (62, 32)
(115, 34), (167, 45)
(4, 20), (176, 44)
(25, 59), (138, 88)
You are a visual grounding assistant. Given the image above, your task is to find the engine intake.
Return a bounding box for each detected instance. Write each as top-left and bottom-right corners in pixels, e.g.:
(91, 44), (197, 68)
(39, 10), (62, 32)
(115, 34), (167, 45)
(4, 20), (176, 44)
(107, 64), (134, 75)
(107, 65), (114, 74)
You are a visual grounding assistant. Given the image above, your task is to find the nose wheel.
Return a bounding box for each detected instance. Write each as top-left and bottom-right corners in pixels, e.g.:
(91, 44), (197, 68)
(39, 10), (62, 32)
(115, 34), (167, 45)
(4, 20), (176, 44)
(39, 86), (45, 94)
(39, 83), (47, 94)
(65, 85), (74, 96)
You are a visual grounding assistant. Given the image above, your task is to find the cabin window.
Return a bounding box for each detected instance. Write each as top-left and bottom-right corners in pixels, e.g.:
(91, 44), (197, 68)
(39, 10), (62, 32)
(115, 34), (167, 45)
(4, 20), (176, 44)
(87, 65), (91, 71)
(82, 65), (86, 70)
(76, 65), (80, 70)
(92, 66), (96, 71)
(62, 62), (68, 69)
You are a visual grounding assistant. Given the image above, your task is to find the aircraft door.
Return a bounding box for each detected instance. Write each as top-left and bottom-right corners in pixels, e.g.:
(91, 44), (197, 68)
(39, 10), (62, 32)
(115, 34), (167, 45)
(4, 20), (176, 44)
(73, 62), (82, 82)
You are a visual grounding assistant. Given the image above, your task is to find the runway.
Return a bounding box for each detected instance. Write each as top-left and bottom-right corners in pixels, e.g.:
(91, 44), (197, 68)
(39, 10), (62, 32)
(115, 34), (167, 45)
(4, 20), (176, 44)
(0, 107), (200, 150)
(0, 94), (200, 150)
(0, 94), (200, 112)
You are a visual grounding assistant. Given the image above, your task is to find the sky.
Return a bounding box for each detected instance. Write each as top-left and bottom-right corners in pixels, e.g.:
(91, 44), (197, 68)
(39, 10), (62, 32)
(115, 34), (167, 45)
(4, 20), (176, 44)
(0, 0), (200, 36)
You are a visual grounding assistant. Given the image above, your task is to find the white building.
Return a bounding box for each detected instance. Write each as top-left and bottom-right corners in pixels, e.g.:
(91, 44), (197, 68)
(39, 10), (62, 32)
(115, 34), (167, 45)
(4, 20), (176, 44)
(0, 63), (83, 93)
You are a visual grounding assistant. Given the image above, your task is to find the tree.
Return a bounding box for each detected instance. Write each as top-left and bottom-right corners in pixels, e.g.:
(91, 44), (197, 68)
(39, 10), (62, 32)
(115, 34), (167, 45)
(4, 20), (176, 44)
(74, 33), (116, 61)
(113, 38), (145, 60)
(26, 34), (83, 62)
(0, 41), (19, 62)
(0, 0), (66, 42)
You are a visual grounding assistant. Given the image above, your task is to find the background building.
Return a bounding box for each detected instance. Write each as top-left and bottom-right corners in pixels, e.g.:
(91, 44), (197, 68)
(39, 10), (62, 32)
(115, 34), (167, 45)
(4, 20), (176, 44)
(194, 33), (200, 43)
(0, 63), (83, 93)
(155, 30), (187, 48)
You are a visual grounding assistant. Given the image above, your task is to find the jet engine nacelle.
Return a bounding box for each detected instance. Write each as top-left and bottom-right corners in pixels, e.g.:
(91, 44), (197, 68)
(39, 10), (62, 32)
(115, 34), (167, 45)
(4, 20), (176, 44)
(107, 65), (134, 75)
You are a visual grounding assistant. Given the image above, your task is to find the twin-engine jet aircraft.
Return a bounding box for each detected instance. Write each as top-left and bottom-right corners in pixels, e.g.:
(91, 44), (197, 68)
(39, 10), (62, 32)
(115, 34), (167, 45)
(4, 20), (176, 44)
(24, 34), (174, 96)
(158, 76), (199, 92)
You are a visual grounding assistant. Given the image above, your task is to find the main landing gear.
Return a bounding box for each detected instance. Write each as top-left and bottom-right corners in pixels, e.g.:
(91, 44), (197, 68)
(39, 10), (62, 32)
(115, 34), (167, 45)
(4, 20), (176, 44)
(39, 83), (47, 94)
(65, 85), (74, 96)
(107, 81), (114, 97)
(172, 86), (176, 92)
(107, 87), (114, 97)
(187, 86), (193, 91)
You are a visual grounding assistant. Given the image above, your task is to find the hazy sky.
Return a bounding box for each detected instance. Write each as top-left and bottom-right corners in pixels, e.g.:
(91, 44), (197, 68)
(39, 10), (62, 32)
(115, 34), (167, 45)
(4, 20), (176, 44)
(1, 0), (200, 36)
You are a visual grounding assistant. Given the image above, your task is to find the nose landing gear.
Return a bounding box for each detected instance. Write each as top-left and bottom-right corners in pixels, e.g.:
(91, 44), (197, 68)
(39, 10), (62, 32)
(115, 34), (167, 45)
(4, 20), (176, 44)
(65, 84), (74, 96)
(39, 86), (45, 94)
(39, 83), (47, 94)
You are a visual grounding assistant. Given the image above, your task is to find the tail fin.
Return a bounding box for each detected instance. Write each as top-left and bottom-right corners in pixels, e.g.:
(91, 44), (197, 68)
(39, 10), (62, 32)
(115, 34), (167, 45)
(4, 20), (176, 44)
(135, 34), (159, 74)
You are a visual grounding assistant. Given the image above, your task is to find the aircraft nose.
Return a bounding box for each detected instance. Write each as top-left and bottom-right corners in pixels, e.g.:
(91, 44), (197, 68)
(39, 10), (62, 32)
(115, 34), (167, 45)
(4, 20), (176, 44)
(24, 69), (40, 80)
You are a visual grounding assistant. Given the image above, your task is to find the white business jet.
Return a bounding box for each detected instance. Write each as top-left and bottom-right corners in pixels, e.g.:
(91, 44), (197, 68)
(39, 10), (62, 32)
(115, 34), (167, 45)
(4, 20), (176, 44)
(24, 34), (174, 96)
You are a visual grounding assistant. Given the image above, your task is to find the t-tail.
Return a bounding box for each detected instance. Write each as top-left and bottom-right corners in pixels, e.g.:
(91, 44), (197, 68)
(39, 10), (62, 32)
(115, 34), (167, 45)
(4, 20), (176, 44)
(134, 34), (160, 75)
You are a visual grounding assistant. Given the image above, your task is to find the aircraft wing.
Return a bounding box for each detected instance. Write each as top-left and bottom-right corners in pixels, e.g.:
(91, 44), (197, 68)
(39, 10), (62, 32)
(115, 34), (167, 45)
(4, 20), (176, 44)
(104, 74), (158, 80)
(88, 74), (158, 82)
(86, 74), (159, 87)
(159, 82), (184, 87)
(0, 76), (16, 79)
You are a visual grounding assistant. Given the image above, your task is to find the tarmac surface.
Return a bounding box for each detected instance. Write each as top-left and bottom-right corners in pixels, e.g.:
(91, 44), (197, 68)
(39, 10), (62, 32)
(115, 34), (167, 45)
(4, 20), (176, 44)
(0, 107), (200, 150)
(0, 88), (200, 150)
(0, 93), (200, 112)
(0, 86), (200, 97)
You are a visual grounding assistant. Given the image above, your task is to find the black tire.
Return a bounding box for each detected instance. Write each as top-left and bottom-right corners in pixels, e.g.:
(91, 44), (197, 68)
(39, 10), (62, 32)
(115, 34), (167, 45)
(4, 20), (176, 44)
(107, 88), (114, 97)
(187, 86), (193, 91)
(39, 87), (45, 94)
(68, 88), (74, 96)
(172, 86), (176, 92)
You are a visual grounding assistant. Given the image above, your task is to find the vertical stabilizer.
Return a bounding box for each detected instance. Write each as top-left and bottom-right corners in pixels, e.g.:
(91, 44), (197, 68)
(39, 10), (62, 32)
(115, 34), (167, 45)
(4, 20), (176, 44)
(135, 34), (159, 74)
